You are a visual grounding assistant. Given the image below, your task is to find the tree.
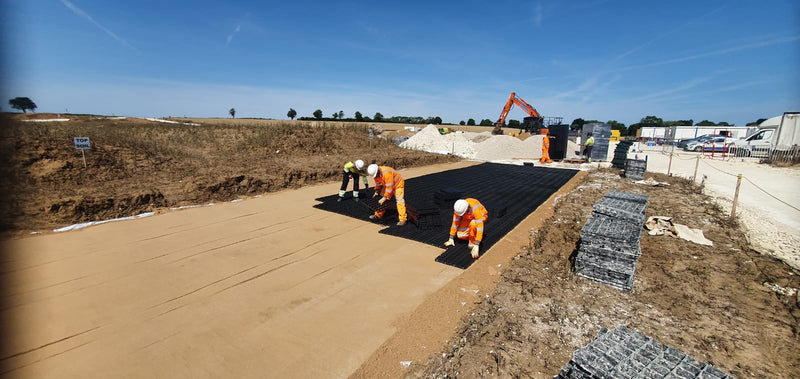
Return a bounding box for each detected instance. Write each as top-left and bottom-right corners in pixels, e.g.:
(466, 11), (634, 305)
(628, 115), (662, 137)
(355, 111), (363, 122)
(747, 118), (767, 126)
(479, 119), (494, 126)
(338, 110), (344, 120)
(432, 116), (442, 125)
(9, 97), (37, 113)
(717, 121), (730, 126)
(467, 118), (476, 126)
(508, 119), (521, 128)
(331, 112), (338, 120)
(607, 120), (627, 136)
(287, 108), (297, 120)
(373, 112), (383, 122)
(695, 120), (716, 126)
(313, 109), (323, 119)
(459, 120), (466, 125)
(570, 118), (585, 131)
(229, 108), (236, 118)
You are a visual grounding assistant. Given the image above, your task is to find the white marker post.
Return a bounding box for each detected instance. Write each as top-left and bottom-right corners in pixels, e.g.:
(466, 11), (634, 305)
(73, 137), (91, 168)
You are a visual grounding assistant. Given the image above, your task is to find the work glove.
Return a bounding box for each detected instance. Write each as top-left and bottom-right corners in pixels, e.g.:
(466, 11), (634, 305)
(378, 197), (387, 205)
(470, 245), (480, 259)
(444, 238), (455, 247)
(372, 192), (379, 198)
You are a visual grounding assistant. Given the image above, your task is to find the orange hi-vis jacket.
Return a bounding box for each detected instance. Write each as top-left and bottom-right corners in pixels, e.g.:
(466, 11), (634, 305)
(374, 166), (403, 200)
(449, 198), (488, 245)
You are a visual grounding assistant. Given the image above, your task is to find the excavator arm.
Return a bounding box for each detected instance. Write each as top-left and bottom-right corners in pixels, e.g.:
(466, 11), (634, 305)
(495, 92), (542, 126)
(494, 92), (544, 134)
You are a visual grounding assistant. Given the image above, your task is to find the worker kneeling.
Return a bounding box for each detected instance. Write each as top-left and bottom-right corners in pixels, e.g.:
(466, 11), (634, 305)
(367, 164), (407, 226)
(444, 198), (488, 259)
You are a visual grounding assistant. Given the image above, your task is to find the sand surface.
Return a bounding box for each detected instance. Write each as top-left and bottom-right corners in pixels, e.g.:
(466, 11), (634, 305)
(1, 162), (495, 378)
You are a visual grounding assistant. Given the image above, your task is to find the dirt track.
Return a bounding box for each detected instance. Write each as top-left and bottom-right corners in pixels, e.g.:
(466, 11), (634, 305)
(0, 162), (484, 378)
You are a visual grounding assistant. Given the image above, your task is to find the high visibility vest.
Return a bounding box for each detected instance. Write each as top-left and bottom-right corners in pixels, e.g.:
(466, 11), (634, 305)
(449, 198), (488, 243)
(374, 166), (403, 199)
(585, 136), (595, 146)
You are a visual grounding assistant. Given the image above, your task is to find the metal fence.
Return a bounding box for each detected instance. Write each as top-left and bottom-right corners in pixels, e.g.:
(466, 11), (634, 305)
(628, 138), (800, 165)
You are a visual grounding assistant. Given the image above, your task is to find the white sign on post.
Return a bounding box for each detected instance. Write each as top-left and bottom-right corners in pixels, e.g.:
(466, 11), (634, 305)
(74, 137), (91, 150)
(73, 137), (91, 168)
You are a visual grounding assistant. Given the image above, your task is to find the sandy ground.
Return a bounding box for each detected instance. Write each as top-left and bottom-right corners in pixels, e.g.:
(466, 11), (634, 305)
(2, 161), (500, 378)
(627, 143), (800, 269)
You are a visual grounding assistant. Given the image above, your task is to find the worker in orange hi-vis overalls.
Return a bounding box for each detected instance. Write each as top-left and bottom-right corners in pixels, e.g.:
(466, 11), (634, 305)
(540, 128), (552, 163)
(367, 164), (407, 226)
(443, 198), (489, 259)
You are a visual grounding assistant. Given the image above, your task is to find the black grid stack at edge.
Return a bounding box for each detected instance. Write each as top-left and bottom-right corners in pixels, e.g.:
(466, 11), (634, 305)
(574, 190), (649, 291)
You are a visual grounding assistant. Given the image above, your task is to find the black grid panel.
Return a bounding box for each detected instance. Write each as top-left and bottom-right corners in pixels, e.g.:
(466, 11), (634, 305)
(313, 163), (578, 269)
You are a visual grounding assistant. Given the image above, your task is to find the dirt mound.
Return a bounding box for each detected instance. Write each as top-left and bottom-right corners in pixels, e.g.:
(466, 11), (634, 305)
(0, 116), (458, 233)
(408, 170), (800, 378)
(45, 191), (167, 223)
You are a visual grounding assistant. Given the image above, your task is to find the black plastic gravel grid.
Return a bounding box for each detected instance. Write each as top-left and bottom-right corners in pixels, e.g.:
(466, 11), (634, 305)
(313, 163), (578, 269)
(558, 326), (734, 379)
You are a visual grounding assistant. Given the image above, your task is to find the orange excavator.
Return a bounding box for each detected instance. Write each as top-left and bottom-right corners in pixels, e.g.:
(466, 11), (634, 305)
(493, 92), (544, 135)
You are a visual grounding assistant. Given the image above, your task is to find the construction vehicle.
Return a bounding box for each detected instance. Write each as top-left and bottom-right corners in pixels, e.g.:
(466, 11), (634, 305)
(493, 92), (544, 135)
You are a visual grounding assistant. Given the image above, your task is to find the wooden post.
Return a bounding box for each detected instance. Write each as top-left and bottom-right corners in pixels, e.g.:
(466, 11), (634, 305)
(667, 152), (673, 176)
(730, 174), (742, 222)
(81, 149), (87, 168)
(692, 155), (700, 184)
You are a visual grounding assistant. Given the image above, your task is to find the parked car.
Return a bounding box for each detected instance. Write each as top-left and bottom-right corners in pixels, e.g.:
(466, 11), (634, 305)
(676, 134), (715, 149)
(684, 136), (737, 152)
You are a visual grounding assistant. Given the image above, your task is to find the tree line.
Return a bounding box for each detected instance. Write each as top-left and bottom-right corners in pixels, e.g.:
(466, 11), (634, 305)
(568, 116), (769, 137)
(5, 96), (769, 133)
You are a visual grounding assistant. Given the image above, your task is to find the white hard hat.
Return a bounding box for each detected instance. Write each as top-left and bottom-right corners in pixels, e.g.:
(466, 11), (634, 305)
(454, 199), (469, 216)
(355, 160), (364, 170)
(367, 164), (379, 178)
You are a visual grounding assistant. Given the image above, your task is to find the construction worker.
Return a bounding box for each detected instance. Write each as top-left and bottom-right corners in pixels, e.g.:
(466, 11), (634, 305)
(367, 164), (407, 226)
(540, 128), (552, 163)
(444, 198), (488, 259)
(338, 160), (368, 202)
(583, 133), (595, 163)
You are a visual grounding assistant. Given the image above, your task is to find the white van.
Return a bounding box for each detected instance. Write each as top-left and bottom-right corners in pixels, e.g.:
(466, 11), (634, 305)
(731, 127), (775, 157)
(731, 112), (799, 157)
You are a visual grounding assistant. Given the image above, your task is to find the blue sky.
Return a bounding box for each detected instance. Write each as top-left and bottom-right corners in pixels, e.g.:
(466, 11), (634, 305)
(1, 0), (798, 126)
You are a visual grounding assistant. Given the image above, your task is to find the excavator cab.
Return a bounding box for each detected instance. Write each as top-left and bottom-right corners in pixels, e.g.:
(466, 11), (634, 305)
(522, 116), (544, 134)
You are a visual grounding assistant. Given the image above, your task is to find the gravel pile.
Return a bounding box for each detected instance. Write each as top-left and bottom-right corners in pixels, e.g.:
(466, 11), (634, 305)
(400, 125), (580, 162)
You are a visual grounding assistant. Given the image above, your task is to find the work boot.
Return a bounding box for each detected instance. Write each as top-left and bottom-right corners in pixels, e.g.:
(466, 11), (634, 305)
(396, 221), (406, 226)
(369, 215), (378, 220)
(337, 197), (343, 202)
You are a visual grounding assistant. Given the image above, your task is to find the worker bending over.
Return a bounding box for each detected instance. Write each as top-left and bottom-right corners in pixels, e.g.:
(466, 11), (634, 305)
(582, 133), (595, 163)
(444, 198), (488, 259)
(338, 159), (369, 202)
(540, 128), (552, 163)
(367, 164), (407, 226)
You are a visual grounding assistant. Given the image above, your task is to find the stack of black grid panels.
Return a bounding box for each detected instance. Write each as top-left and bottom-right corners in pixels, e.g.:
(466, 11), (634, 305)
(611, 140), (634, 169)
(558, 326), (734, 379)
(624, 159), (647, 180)
(574, 190), (649, 291)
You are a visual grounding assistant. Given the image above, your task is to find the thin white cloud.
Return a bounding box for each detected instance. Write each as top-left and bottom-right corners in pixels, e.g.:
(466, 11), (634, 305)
(622, 35), (800, 71)
(59, 0), (135, 50)
(226, 24), (241, 45)
(627, 76), (713, 103)
(533, 3), (544, 27)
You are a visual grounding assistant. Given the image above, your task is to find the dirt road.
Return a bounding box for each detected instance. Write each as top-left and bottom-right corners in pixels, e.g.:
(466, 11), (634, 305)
(1, 162), (494, 378)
